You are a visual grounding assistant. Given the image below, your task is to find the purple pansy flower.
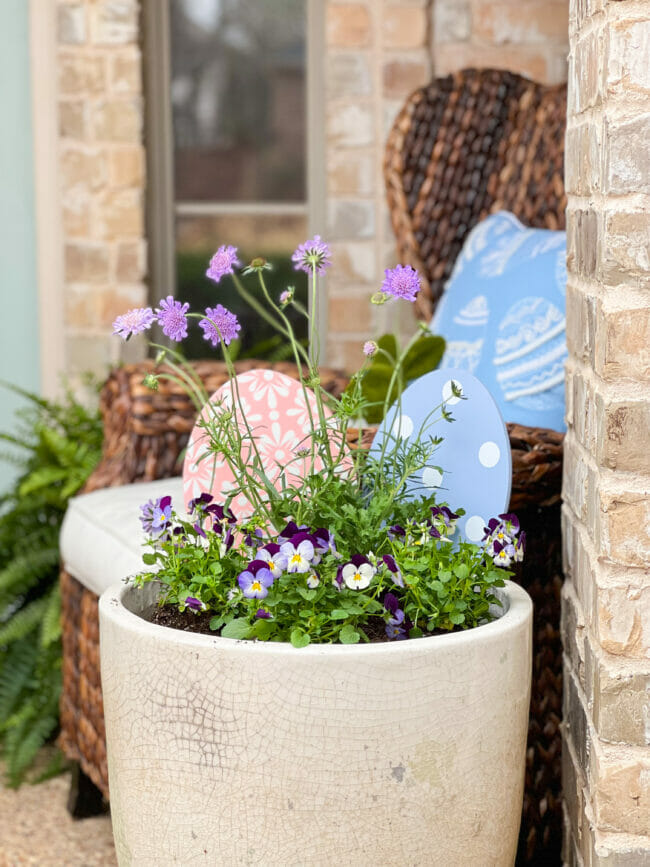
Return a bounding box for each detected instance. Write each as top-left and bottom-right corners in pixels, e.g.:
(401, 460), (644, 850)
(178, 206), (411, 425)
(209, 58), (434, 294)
(380, 265), (421, 303)
(188, 492), (213, 514)
(206, 503), (236, 531)
(140, 495), (172, 536)
(206, 245), (240, 284)
(280, 536), (315, 573)
(384, 592), (407, 639)
(156, 296), (189, 342)
(199, 304), (241, 347)
(333, 564), (344, 590)
(277, 521), (308, 544)
(184, 596), (206, 612)
(382, 554), (404, 588)
(255, 608), (272, 620)
(238, 561), (275, 599)
(113, 307), (156, 340)
(341, 555), (376, 591)
(244, 527), (265, 548)
(257, 543), (288, 578)
(388, 524), (406, 541)
(291, 235), (331, 275)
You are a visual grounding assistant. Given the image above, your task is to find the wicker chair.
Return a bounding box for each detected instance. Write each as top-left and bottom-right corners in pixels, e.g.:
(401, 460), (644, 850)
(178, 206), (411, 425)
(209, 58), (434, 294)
(385, 68), (567, 865)
(60, 68), (566, 865)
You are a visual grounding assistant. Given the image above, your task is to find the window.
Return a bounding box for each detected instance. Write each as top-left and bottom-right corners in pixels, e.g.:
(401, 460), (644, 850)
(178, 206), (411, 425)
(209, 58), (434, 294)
(146, 0), (317, 360)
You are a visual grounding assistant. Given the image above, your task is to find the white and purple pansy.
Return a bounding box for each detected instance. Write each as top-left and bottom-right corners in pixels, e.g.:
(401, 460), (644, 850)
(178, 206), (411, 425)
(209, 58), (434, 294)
(257, 543), (288, 578)
(313, 528), (338, 558)
(237, 561), (275, 599)
(381, 554), (404, 588)
(306, 570), (320, 589)
(277, 521), (309, 544)
(430, 506), (459, 538)
(492, 540), (516, 568)
(280, 533), (315, 574)
(341, 555), (376, 591)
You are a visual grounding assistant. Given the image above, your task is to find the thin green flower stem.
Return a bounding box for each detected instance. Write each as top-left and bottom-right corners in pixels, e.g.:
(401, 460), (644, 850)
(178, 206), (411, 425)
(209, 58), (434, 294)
(230, 273), (296, 348)
(255, 272), (328, 469)
(154, 372), (204, 413)
(149, 342), (210, 406)
(184, 313), (275, 523)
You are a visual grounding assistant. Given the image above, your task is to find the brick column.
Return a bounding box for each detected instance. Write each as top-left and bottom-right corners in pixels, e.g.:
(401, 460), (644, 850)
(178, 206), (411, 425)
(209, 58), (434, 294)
(562, 1), (650, 864)
(57, 0), (147, 380)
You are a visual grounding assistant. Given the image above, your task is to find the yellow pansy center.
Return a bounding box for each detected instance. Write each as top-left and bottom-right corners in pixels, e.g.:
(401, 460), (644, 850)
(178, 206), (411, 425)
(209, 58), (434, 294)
(251, 581), (262, 592)
(290, 554), (302, 566)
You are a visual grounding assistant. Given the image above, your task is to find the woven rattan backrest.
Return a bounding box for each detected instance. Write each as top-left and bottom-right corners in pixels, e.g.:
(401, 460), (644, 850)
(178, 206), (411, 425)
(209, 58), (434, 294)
(385, 68), (567, 320)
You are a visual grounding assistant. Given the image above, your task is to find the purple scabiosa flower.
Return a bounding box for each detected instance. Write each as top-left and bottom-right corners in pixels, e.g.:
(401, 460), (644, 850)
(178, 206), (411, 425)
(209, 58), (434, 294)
(291, 235), (331, 275)
(306, 570), (320, 589)
(380, 265), (421, 303)
(384, 592), (406, 639)
(255, 608), (272, 620)
(280, 536), (315, 574)
(382, 554), (404, 588)
(257, 543), (288, 578)
(206, 245), (240, 284)
(363, 340), (377, 358)
(113, 307), (156, 340)
(238, 561), (274, 599)
(184, 596), (206, 612)
(199, 304), (241, 348)
(279, 288), (294, 305)
(341, 555), (376, 591)
(156, 296), (189, 341)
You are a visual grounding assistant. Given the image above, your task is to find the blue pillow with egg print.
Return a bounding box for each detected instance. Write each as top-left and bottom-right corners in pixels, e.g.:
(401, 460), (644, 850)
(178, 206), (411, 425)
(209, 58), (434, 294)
(429, 211), (567, 432)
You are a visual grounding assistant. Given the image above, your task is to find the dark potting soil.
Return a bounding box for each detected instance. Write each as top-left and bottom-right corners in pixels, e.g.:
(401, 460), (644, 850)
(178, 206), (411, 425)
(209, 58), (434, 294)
(149, 604), (402, 644)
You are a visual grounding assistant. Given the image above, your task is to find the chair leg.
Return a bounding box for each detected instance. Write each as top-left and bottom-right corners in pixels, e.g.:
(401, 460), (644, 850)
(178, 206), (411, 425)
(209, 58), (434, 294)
(66, 761), (107, 819)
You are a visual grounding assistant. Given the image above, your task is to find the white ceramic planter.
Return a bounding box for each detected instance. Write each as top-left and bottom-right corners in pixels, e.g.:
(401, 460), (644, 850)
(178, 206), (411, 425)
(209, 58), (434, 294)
(100, 580), (532, 867)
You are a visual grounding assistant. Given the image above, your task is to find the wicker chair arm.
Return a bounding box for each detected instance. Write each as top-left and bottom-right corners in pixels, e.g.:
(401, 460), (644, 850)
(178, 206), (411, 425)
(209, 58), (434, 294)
(83, 360), (350, 494)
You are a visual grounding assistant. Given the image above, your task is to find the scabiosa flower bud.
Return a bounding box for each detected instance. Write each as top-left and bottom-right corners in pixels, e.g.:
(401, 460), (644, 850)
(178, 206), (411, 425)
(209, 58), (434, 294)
(279, 288), (294, 306)
(142, 373), (159, 391)
(363, 340), (378, 357)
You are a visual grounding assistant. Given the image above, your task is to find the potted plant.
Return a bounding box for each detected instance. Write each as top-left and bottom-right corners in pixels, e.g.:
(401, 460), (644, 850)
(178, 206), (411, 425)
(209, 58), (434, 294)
(101, 239), (532, 866)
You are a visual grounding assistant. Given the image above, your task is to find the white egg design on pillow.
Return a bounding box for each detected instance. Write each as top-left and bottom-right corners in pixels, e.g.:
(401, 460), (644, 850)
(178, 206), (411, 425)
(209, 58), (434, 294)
(430, 211), (567, 432)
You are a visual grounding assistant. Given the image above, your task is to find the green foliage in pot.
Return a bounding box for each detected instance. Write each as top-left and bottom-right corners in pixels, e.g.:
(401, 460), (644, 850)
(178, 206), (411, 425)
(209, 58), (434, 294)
(0, 384), (102, 786)
(354, 332), (446, 424)
(115, 240), (526, 648)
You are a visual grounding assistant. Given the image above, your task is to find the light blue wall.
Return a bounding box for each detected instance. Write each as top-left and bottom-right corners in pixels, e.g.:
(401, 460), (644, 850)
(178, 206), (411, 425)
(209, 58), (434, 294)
(0, 1), (40, 494)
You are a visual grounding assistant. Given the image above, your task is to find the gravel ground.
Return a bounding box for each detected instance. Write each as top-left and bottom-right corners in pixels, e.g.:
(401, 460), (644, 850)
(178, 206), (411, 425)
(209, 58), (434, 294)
(0, 771), (116, 867)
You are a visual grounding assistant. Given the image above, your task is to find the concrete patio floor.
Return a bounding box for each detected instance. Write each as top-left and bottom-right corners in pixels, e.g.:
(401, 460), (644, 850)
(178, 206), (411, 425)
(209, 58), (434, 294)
(0, 769), (115, 867)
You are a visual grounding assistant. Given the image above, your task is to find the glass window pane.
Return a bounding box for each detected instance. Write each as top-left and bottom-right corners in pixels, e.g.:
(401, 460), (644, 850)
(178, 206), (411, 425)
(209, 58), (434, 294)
(170, 0), (306, 202)
(175, 213), (308, 360)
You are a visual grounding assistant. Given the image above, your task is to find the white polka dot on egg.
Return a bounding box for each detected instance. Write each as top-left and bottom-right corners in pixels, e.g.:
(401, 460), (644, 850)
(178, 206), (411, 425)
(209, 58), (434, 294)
(391, 414), (414, 439)
(465, 515), (485, 542)
(422, 466), (443, 489)
(269, 410), (279, 420)
(442, 379), (463, 405)
(478, 441), (501, 468)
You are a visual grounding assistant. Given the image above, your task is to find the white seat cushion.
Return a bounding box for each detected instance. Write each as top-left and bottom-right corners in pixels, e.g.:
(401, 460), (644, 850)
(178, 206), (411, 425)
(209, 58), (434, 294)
(60, 478), (185, 597)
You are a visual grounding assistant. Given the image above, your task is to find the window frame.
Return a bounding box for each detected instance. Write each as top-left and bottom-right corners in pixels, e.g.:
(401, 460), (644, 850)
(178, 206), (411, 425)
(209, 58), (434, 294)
(142, 0), (327, 357)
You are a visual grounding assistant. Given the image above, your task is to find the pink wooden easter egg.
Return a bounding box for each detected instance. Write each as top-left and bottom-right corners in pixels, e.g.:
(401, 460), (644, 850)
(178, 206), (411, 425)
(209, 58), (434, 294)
(183, 369), (343, 520)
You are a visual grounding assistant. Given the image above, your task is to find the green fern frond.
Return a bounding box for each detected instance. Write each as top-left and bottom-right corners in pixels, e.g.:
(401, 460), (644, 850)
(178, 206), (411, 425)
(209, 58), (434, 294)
(0, 548), (60, 610)
(0, 639), (38, 724)
(40, 584), (61, 649)
(0, 597), (49, 646)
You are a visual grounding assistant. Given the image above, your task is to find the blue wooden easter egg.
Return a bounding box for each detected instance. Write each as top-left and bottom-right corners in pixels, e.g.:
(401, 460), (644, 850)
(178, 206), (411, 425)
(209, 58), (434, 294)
(369, 368), (512, 543)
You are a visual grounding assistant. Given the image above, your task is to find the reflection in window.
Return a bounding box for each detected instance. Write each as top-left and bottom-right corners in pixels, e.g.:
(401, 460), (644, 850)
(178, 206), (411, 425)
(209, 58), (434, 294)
(169, 0), (308, 360)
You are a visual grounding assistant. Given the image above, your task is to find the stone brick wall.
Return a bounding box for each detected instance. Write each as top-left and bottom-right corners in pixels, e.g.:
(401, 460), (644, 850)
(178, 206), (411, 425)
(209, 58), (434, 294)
(434, 0), (570, 85)
(562, 1), (650, 864)
(324, 0), (433, 370)
(325, 0), (570, 370)
(57, 0), (146, 379)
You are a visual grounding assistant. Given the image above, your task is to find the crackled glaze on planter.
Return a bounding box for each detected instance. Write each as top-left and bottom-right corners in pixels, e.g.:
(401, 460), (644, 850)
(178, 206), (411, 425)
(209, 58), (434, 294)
(99, 581), (532, 867)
